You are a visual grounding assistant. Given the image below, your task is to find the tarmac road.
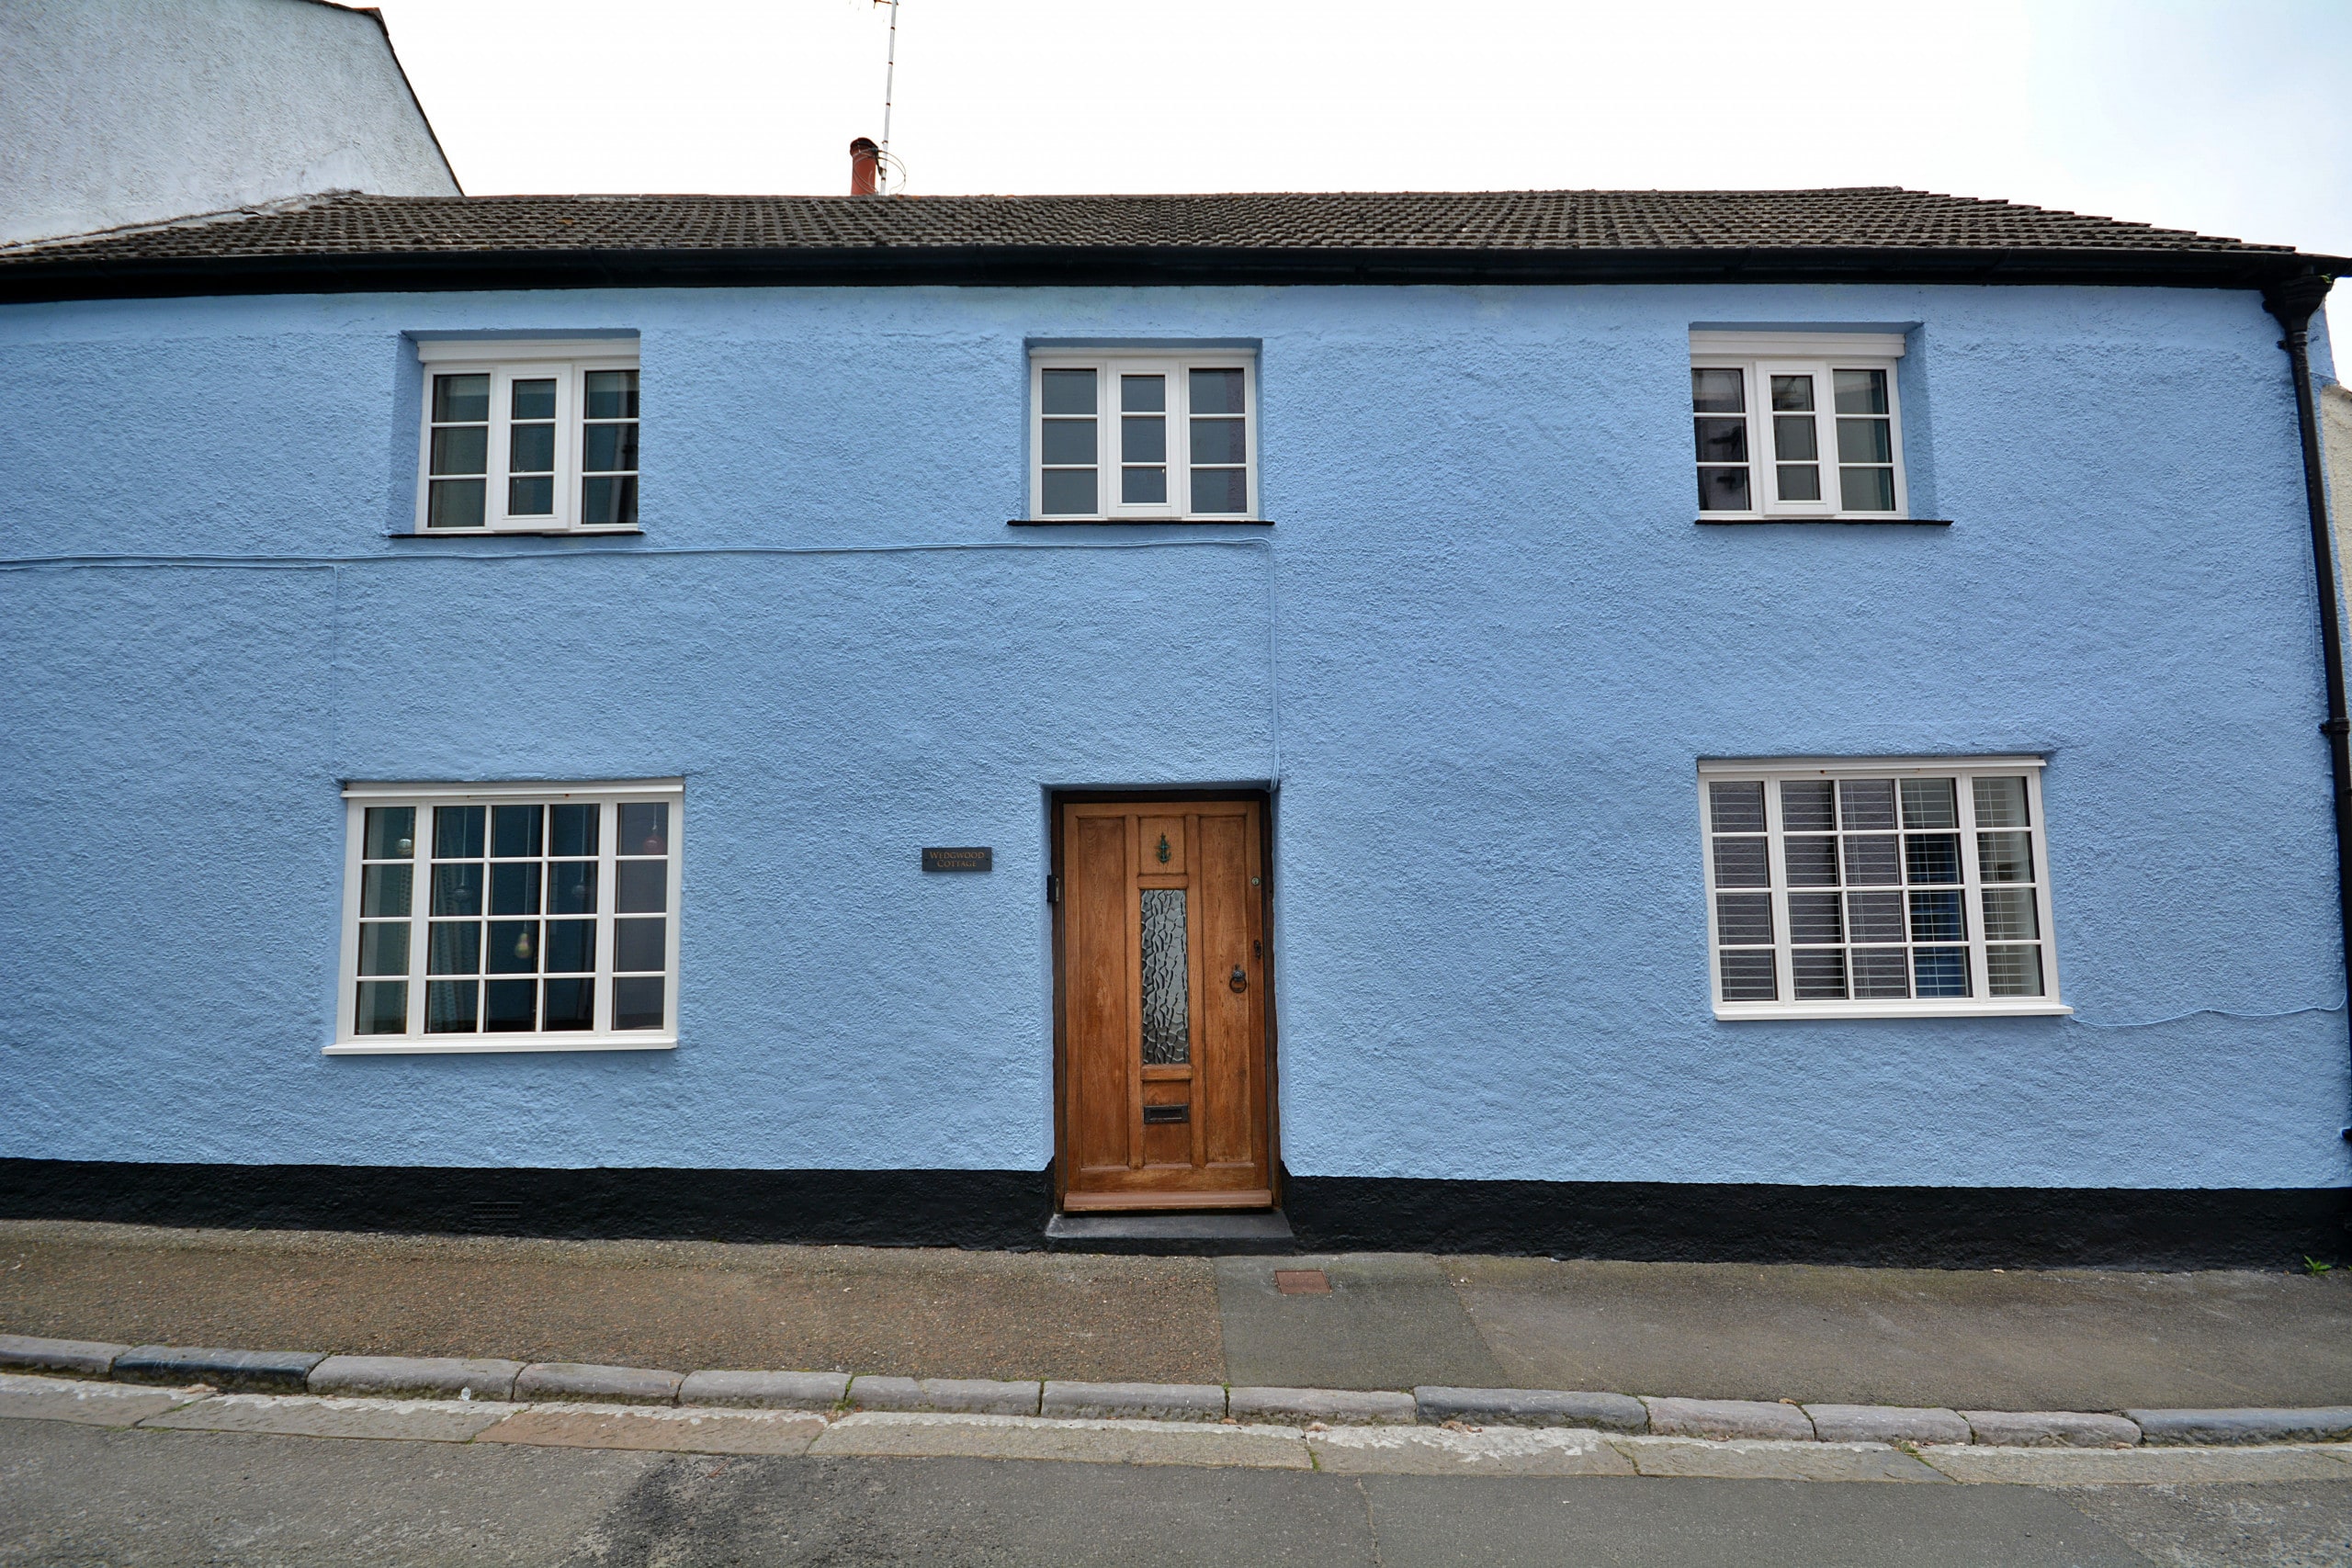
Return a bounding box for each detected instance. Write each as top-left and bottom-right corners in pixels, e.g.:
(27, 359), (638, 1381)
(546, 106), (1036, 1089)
(6, 1417), (2352, 1567)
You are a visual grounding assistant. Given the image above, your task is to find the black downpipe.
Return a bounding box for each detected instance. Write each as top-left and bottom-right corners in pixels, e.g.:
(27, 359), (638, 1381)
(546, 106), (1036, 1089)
(2262, 273), (2352, 1142)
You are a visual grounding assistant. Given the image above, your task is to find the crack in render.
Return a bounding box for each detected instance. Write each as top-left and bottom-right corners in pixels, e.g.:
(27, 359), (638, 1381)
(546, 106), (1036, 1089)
(1356, 1476), (1384, 1568)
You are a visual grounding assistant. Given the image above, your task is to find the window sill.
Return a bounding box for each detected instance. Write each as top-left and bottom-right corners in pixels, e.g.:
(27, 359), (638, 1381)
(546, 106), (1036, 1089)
(397, 528), (647, 539)
(1009, 517), (1272, 527)
(324, 1033), (676, 1055)
(1713, 1000), (2073, 1021)
(1695, 517), (1951, 527)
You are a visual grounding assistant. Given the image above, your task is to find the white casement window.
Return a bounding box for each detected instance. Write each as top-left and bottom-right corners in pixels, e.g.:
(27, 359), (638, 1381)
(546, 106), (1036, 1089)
(1698, 759), (2067, 1020)
(1029, 353), (1259, 520)
(330, 781), (682, 1053)
(1690, 331), (1905, 519)
(415, 340), (640, 533)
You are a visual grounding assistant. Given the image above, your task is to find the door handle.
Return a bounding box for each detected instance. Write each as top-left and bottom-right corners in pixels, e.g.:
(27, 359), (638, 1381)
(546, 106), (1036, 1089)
(1229, 965), (1249, 993)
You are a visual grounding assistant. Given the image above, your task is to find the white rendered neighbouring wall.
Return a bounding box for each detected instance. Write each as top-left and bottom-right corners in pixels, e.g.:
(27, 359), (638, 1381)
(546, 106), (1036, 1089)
(0, 0), (458, 246)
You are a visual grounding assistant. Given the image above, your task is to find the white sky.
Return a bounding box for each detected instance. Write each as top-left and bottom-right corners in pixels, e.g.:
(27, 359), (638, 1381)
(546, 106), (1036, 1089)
(375, 0), (2349, 327)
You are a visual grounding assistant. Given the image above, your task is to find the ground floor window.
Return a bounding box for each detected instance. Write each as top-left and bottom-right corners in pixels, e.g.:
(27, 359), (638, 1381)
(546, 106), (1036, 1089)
(1698, 758), (2065, 1020)
(331, 781), (681, 1053)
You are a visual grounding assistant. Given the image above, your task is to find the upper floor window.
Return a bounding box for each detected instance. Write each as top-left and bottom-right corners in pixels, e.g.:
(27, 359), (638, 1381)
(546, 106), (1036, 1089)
(1030, 352), (1258, 521)
(1699, 758), (2066, 1021)
(416, 340), (639, 533)
(1690, 331), (1905, 520)
(331, 781), (681, 1053)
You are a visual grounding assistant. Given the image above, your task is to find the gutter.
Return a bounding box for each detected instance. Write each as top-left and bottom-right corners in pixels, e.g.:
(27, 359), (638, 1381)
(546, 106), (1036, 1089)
(1, 242), (2346, 306)
(2264, 274), (2352, 1144)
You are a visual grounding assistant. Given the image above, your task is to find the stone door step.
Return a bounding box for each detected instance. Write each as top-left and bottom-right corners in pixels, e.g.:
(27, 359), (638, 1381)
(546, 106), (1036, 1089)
(1045, 1211), (1295, 1246)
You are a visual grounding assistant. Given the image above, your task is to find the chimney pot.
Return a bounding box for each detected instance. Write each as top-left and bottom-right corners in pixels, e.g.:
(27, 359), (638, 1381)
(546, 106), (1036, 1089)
(850, 138), (881, 197)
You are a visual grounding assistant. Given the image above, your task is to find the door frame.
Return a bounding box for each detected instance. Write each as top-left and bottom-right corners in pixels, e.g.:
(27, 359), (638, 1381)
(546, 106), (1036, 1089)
(1048, 788), (1281, 1214)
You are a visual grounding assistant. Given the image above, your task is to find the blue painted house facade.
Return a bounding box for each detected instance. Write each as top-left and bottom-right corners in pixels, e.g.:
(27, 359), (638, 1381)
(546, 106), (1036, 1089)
(1, 188), (2346, 1263)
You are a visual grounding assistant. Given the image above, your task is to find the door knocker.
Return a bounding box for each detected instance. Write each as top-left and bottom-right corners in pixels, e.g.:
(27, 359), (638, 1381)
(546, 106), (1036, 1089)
(1157, 833), (1171, 864)
(1229, 965), (1249, 993)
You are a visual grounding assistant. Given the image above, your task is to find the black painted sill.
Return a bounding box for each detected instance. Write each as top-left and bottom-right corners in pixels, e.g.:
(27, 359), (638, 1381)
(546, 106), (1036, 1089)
(391, 528), (648, 539)
(1695, 517), (1951, 527)
(1008, 517), (1272, 527)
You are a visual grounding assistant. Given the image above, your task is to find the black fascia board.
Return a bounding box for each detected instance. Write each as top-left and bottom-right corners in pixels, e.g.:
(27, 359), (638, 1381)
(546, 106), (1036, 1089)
(0, 242), (2342, 304)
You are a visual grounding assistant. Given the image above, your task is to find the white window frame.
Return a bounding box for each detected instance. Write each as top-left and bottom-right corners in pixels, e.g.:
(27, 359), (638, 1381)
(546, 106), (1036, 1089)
(1690, 331), (1907, 520)
(330, 779), (683, 1054)
(413, 340), (640, 534)
(1697, 757), (2069, 1021)
(1028, 351), (1261, 521)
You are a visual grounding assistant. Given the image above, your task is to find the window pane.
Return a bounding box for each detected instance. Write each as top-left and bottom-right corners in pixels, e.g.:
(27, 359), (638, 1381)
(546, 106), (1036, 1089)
(1190, 418), (1248, 465)
(1835, 417), (1891, 464)
(1772, 414), (1818, 462)
(1833, 368), (1887, 414)
(1123, 467), (1169, 504)
(435, 805), (486, 860)
(508, 476), (554, 515)
(583, 423), (639, 472)
(581, 476), (639, 526)
(1123, 414), (1167, 463)
(543, 919), (595, 974)
(1042, 367), (1095, 415)
(1905, 833), (1962, 884)
(430, 425), (487, 477)
(1844, 834), (1900, 886)
(489, 862), (540, 917)
(584, 369), (639, 419)
(613, 976), (665, 1030)
(1708, 780), (1765, 834)
(428, 920), (481, 976)
(543, 976), (595, 1030)
(1713, 837), (1770, 888)
(1983, 886), (2040, 941)
(1697, 467), (1750, 511)
(433, 373), (490, 423)
(1838, 467), (1895, 512)
(1785, 836), (1839, 886)
(511, 378), (557, 420)
(1908, 890), (1966, 942)
(488, 919), (538, 974)
(1720, 949), (1777, 1001)
(1838, 779), (1896, 830)
(615, 917), (665, 972)
(1850, 947), (1910, 998)
(1041, 468), (1097, 515)
(1987, 944), (2044, 997)
(355, 979), (409, 1034)
(360, 863), (413, 919)
(1715, 891), (1772, 944)
(431, 863), (482, 916)
(1140, 887), (1191, 1066)
(549, 861), (596, 915)
(364, 807), (416, 861)
(617, 859), (667, 913)
(1770, 375), (1815, 412)
(1190, 367), (1245, 414)
(1776, 464), (1822, 502)
(550, 804), (599, 858)
(1691, 367), (1745, 413)
(1792, 947), (1847, 1000)
(1694, 417), (1747, 463)
(1847, 889), (1905, 942)
(1121, 374), (1166, 412)
(484, 978), (537, 1032)
(1900, 779), (1958, 829)
(492, 804), (542, 859)
(1191, 468), (1248, 513)
(357, 921), (410, 977)
(618, 803), (668, 855)
(1041, 418), (1096, 465)
(1787, 891), (1842, 942)
(508, 423), (556, 475)
(1914, 947), (1970, 998)
(1978, 830), (2034, 883)
(427, 979), (479, 1032)
(1973, 777), (2030, 829)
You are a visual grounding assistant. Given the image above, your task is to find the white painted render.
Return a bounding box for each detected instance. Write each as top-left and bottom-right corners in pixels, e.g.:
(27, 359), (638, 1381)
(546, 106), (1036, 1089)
(0, 0), (458, 246)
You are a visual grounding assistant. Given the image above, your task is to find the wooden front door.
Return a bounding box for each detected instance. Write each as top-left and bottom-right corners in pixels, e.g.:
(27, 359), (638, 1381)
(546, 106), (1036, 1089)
(1057, 798), (1272, 1211)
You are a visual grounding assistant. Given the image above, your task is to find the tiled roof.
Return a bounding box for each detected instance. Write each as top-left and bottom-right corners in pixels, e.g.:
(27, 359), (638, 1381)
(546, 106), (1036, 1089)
(2, 188), (2338, 299)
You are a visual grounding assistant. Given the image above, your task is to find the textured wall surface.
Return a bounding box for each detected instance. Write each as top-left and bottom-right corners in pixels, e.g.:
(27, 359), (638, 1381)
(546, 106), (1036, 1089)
(0, 0), (458, 245)
(0, 280), (2346, 1191)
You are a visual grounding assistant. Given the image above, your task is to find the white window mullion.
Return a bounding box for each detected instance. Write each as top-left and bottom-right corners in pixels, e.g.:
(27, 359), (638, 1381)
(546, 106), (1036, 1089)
(1763, 778), (1792, 1006)
(1958, 770), (1990, 1002)
(595, 800), (618, 1033)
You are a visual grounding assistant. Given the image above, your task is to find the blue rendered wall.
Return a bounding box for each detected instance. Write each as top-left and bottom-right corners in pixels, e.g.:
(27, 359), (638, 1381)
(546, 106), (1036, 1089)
(0, 280), (2346, 1190)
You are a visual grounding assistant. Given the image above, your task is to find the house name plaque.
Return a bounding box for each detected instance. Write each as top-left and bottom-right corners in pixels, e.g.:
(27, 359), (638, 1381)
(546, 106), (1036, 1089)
(922, 847), (993, 873)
